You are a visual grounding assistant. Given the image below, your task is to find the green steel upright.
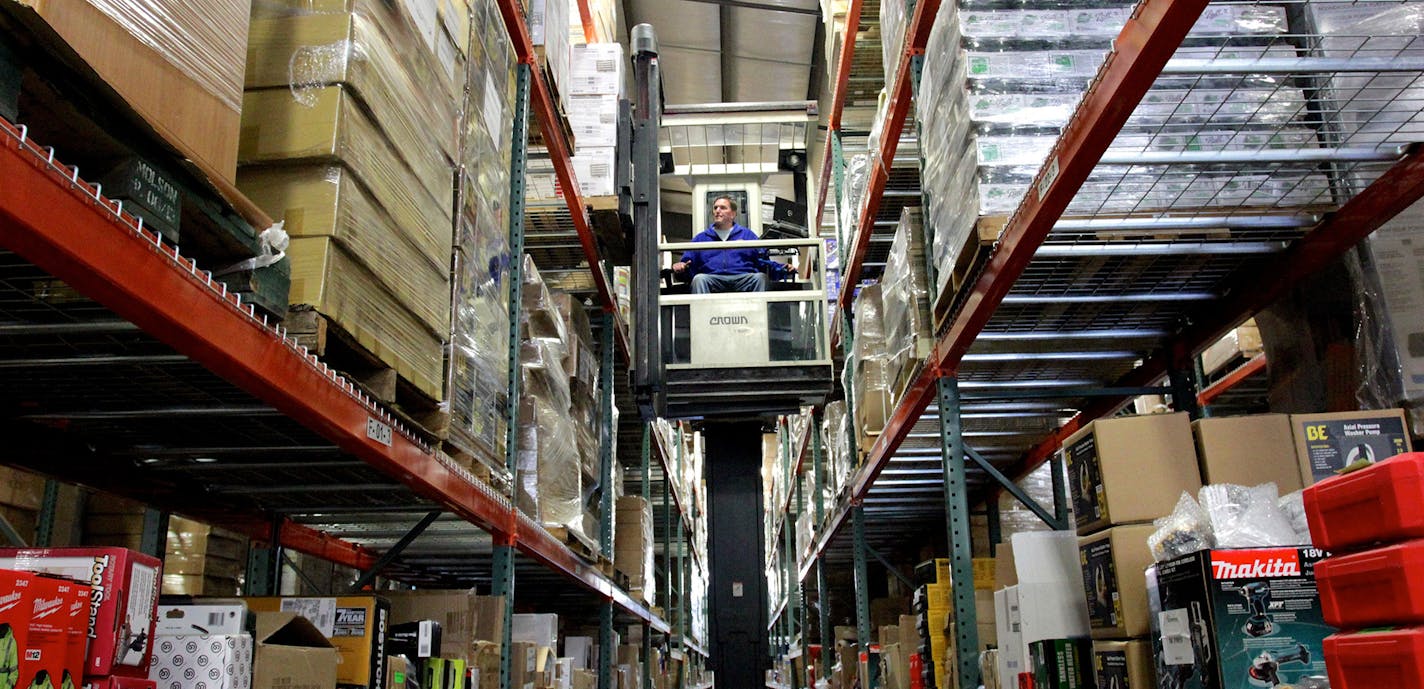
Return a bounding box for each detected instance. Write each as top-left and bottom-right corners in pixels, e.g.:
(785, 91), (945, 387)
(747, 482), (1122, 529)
(811, 415), (832, 683)
(937, 377), (980, 689)
(852, 505), (877, 689)
(599, 311), (616, 689)
(493, 61), (532, 689)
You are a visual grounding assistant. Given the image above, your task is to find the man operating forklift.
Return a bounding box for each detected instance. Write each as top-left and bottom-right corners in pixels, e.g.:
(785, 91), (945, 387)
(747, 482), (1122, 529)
(670, 195), (796, 293)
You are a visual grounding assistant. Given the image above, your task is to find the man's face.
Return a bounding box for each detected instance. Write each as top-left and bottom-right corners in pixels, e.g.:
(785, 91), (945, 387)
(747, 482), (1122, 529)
(712, 199), (735, 226)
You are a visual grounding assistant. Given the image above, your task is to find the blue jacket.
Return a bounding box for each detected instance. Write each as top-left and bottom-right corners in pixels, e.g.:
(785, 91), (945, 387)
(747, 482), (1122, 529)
(680, 224), (792, 278)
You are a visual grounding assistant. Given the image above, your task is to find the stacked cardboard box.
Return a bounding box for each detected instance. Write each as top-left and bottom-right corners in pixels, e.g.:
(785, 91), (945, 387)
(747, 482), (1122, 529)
(151, 604), (253, 689)
(551, 291), (608, 545)
(993, 532), (1091, 689)
(8, 0), (250, 182)
(614, 497), (655, 604)
(239, 0), (461, 402)
(879, 208), (931, 402)
(242, 596), (390, 689)
(1063, 414), (1198, 689)
(847, 284), (891, 450)
(448, 0), (517, 474)
(82, 496), (248, 596)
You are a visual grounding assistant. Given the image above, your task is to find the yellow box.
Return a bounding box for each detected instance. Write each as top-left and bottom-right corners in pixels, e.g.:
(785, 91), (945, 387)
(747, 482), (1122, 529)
(926, 583), (951, 609)
(973, 557), (996, 589)
(287, 237), (445, 398)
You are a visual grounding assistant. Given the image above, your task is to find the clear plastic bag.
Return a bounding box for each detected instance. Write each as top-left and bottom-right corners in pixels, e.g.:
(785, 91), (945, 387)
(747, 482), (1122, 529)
(1149, 491), (1213, 561)
(1277, 490), (1313, 546)
(1199, 483), (1302, 549)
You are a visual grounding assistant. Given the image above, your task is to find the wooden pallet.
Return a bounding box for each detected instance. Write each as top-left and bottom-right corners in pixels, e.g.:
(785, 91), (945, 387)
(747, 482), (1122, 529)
(932, 216), (1004, 331)
(284, 308), (449, 441)
(546, 525), (601, 564)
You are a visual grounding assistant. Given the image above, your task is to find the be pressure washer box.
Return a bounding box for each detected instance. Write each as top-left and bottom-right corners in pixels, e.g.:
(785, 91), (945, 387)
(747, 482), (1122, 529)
(1146, 547), (1332, 689)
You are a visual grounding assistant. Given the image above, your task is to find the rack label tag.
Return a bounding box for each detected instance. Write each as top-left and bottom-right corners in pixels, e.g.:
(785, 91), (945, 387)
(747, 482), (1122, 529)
(1037, 156), (1060, 201)
(366, 417), (393, 446)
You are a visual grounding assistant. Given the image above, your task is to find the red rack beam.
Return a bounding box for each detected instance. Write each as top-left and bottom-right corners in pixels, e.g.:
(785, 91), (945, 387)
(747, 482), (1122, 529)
(576, 0), (596, 43)
(837, 0), (942, 309)
(221, 516), (381, 571)
(1198, 354), (1268, 407)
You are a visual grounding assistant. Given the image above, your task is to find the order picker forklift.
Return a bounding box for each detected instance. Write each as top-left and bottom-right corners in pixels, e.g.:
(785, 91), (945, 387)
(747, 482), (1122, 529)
(626, 25), (834, 421)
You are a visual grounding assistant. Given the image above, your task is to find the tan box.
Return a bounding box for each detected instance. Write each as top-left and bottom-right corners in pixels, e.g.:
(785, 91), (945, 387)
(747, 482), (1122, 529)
(1200, 321), (1262, 377)
(386, 655), (408, 689)
(1193, 414), (1303, 493)
(14, 0), (246, 182)
(510, 642), (538, 689)
(238, 164), (451, 332)
(1064, 413), (1201, 534)
(1291, 409), (1414, 486)
(287, 236), (445, 399)
(253, 612), (340, 689)
(244, 596), (391, 689)
(1078, 524), (1156, 639)
(384, 591), (506, 661)
(1091, 640), (1154, 689)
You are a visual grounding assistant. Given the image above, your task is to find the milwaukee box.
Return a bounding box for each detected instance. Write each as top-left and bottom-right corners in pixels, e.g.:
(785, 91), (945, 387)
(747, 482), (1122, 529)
(0, 548), (162, 678)
(1323, 627), (1424, 689)
(67, 586), (92, 689)
(0, 570), (37, 689)
(1317, 539), (1424, 628)
(22, 576), (81, 689)
(1304, 452), (1424, 550)
(242, 596), (389, 689)
(1147, 547), (1332, 689)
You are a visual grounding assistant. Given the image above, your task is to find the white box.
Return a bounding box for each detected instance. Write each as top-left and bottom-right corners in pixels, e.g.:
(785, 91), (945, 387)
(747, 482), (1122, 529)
(995, 582), (1091, 689)
(569, 43), (624, 96)
(1009, 531), (1080, 586)
(156, 605), (247, 636)
(572, 147), (616, 197)
(150, 633), (254, 689)
(564, 636), (593, 670)
(994, 588), (1022, 689)
(568, 95), (618, 148)
(512, 613), (558, 649)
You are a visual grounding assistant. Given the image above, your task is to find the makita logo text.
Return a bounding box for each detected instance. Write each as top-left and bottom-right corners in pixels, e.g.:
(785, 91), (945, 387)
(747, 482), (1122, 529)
(88, 555), (110, 639)
(34, 596), (64, 620)
(709, 316), (748, 326)
(1212, 551), (1300, 579)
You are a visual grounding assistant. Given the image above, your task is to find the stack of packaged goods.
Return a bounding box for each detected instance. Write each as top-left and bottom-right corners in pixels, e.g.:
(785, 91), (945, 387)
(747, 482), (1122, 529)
(822, 400), (852, 502)
(879, 208), (931, 405)
(918, 1), (1307, 301)
(615, 496), (656, 605)
(240, 0), (462, 403)
(848, 284), (891, 453)
(518, 258), (585, 542)
(552, 291), (609, 548)
(82, 496), (248, 596)
(530, 0), (572, 113)
(1306, 452), (1424, 688)
(449, 0), (517, 476)
(568, 42), (625, 198)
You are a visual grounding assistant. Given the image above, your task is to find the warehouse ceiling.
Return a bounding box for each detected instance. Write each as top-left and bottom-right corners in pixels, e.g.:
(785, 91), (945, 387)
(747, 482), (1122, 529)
(623, 0), (823, 106)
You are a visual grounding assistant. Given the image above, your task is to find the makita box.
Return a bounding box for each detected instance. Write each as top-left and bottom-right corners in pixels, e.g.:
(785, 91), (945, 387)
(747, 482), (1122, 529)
(1147, 548), (1332, 689)
(0, 548), (162, 678)
(242, 597), (389, 689)
(21, 576), (82, 689)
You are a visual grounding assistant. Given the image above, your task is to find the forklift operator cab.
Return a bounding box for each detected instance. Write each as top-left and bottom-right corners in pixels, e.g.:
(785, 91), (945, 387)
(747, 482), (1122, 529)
(655, 185), (833, 419)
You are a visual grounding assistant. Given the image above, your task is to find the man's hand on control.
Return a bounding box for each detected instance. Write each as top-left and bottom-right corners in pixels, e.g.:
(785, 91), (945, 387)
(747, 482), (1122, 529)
(673, 261), (688, 273)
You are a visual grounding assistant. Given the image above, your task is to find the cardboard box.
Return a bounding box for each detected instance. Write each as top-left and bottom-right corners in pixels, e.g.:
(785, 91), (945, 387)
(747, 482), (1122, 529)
(252, 613), (338, 689)
(0, 548), (162, 678)
(570, 147), (615, 197)
(151, 623), (254, 689)
(1192, 415), (1303, 493)
(568, 43), (624, 96)
(563, 637), (592, 670)
(12, 0), (246, 182)
(994, 583), (1091, 689)
(567, 95), (618, 148)
(1200, 321), (1262, 377)
(1291, 409), (1413, 486)
(384, 591), (505, 661)
(1064, 413), (1202, 534)
(385, 656), (407, 689)
(510, 642), (538, 689)
(1091, 640), (1153, 689)
(470, 642), (500, 689)
(1078, 524), (1156, 639)
(511, 614), (557, 650)
(1029, 638), (1092, 689)
(243, 596), (390, 689)
(1147, 547), (1331, 689)
(65, 584), (92, 687)
(23, 576), (77, 689)
(0, 570), (37, 688)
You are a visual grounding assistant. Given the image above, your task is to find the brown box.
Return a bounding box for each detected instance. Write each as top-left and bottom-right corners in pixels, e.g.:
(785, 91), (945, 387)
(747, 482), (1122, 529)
(509, 642), (538, 689)
(13, 0), (246, 182)
(1290, 409), (1413, 486)
(384, 591), (505, 661)
(253, 612), (339, 689)
(1200, 321), (1262, 377)
(1193, 414), (1303, 492)
(1091, 640), (1154, 689)
(1078, 524), (1156, 639)
(1064, 413), (1202, 535)
(386, 655), (408, 689)
(244, 596), (391, 689)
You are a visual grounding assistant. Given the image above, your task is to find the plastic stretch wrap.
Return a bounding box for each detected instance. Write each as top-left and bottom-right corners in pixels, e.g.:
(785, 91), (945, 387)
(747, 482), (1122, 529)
(286, 238), (447, 398)
(823, 401), (851, 502)
(880, 210), (931, 392)
(82, 0), (249, 111)
(1310, 2), (1424, 145)
(1352, 200), (1424, 436)
(1277, 490), (1312, 546)
(520, 339), (583, 536)
(521, 255), (570, 349)
(841, 154), (870, 250)
(462, 0), (517, 158)
(881, 0), (909, 87)
(245, 8), (459, 162)
(961, 6), (1284, 45)
(239, 85), (454, 262)
(994, 461), (1063, 540)
(1199, 483), (1302, 549)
